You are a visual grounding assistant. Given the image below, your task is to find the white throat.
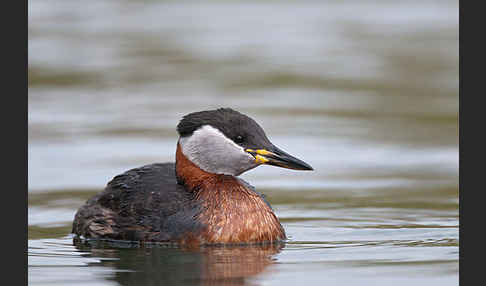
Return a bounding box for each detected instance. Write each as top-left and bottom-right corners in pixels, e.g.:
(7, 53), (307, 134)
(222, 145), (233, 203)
(178, 125), (257, 176)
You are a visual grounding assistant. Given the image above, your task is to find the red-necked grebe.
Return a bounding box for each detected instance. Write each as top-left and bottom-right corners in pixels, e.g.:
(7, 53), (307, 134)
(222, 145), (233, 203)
(72, 108), (313, 245)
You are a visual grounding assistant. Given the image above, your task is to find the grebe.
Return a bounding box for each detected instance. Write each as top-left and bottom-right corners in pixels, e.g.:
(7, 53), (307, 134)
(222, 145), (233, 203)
(72, 108), (313, 245)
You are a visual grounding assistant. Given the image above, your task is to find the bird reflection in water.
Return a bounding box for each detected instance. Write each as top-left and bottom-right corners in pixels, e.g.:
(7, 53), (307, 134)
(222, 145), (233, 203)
(76, 241), (284, 286)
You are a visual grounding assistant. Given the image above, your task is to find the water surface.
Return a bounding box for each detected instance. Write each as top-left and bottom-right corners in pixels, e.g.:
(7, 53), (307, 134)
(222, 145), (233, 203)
(28, 0), (458, 285)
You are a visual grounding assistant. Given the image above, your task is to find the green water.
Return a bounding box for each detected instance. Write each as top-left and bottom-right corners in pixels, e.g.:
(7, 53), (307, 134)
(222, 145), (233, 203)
(28, 0), (458, 285)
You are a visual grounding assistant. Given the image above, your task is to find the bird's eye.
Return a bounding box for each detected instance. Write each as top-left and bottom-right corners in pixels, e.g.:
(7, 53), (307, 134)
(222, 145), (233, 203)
(235, 135), (244, 143)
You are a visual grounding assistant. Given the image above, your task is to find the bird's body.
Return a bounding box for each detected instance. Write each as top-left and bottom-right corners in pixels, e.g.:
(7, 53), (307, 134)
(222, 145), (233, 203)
(72, 108), (312, 246)
(73, 145), (285, 245)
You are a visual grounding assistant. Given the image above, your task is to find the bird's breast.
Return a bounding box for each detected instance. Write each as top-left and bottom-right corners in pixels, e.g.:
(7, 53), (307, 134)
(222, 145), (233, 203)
(193, 179), (286, 244)
(175, 142), (285, 244)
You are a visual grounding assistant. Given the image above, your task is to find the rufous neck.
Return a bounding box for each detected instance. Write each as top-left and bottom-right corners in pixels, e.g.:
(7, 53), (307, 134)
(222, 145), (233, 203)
(176, 142), (222, 191)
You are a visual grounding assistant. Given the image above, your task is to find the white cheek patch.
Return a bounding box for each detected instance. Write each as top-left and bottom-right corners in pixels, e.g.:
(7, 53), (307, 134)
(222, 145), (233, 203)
(178, 125), (258, 176)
